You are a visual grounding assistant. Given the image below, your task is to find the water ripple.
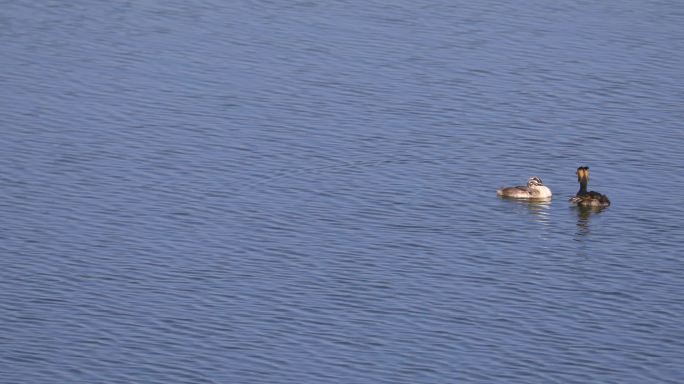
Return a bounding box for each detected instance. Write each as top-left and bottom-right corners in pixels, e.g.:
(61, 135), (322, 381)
(2, 0), (684, 383)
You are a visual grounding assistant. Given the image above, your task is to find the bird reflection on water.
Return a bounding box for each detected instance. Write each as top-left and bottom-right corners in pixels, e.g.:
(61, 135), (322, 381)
(574, 205), (608, 237)
(497, 196), (552, 225)
(572, 205), (609, 265)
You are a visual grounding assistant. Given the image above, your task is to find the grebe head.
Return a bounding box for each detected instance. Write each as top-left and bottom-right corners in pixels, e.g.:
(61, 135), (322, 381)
(576, 166), (589, 183)
(527, 176), (544, 187)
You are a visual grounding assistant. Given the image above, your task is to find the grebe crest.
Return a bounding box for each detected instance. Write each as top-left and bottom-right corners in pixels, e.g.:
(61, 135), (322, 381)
(497, 176), (552, 199)
(569, 166), (610, 207)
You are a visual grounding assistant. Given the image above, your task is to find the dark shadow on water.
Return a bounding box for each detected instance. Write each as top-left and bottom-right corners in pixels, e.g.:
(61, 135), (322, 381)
(570, 205), (609, 270)
(574, 205), (608, 237)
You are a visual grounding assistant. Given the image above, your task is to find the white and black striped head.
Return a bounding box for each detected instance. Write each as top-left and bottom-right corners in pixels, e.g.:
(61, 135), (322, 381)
(527, 176), (544, 187)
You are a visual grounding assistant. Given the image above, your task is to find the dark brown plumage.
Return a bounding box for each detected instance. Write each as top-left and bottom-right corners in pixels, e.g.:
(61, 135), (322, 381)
(569, 166), (610, 207)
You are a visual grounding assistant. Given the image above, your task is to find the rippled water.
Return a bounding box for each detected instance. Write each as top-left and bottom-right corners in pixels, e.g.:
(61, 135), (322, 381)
(2, 1), (684, 383)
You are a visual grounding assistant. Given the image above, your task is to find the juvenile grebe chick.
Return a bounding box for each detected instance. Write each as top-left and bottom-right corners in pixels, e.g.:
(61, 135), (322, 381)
(569, 166), (610, 207)
(497, 176), (552, 199)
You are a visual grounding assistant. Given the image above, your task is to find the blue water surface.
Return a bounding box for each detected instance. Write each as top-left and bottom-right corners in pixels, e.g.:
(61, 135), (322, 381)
(1, 1), (684, 383)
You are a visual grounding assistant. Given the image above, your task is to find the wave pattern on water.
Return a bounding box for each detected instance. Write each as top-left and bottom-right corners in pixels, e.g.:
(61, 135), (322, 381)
(2, 0), (684, 383)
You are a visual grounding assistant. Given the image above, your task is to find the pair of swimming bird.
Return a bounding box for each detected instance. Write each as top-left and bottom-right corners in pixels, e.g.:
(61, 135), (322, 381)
(496, 166), (610, 207)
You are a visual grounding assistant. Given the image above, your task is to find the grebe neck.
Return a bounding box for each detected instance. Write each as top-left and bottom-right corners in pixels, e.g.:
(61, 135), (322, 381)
(578, 181), (588, 195)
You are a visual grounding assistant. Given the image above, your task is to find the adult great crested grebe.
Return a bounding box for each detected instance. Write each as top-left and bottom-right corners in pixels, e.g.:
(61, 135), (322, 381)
(496, 176), (552, 199)
(569, 166), (610, 207)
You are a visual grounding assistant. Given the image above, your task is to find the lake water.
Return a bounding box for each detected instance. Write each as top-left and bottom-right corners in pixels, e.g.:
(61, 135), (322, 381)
(2, 1), (684, 383)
